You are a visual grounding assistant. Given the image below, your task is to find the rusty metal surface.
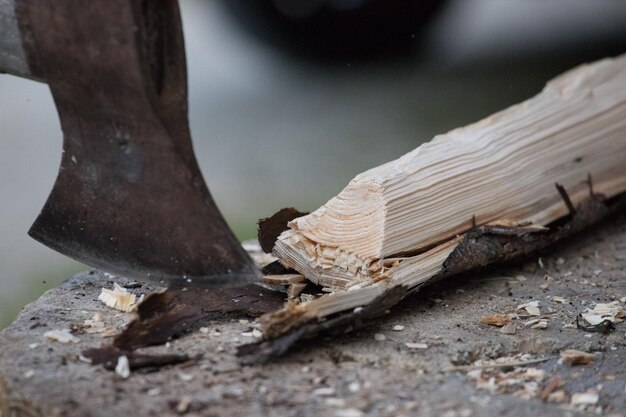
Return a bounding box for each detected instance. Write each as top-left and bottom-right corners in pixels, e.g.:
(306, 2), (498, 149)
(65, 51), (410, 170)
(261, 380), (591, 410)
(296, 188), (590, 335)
(14, 0), (261, 287)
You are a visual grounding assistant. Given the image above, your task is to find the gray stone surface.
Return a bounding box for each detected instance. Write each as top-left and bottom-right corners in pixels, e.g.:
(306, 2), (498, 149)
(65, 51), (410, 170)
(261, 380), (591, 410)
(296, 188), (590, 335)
(1, 212), (625, 417)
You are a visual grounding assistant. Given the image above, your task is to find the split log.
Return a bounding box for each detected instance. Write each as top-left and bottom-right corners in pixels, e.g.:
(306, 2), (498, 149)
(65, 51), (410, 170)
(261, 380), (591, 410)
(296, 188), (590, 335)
(246, 54), (626, 359)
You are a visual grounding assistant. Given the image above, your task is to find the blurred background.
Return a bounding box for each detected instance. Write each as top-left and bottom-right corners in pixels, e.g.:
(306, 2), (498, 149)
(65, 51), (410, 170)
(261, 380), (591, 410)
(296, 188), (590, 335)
(2, 0), (626, 328)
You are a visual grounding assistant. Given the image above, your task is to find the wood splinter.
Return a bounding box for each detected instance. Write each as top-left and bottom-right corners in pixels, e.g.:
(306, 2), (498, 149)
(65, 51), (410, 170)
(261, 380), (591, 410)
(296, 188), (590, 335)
(240, 54), (626, 362)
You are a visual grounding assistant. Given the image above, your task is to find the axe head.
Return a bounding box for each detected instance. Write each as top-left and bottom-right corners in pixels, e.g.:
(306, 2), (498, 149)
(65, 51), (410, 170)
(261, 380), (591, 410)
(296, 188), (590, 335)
(17, 0), (261, 287)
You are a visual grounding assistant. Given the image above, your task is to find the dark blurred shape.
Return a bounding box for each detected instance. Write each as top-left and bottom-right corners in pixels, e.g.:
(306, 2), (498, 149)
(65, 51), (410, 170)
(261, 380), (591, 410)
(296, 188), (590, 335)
(219, 0), (444, 61)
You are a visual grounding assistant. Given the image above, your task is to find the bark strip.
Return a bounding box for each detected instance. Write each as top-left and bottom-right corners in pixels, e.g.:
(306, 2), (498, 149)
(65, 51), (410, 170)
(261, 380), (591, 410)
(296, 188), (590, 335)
(84, 284), (286, 360)
(238, 193), (626, 363)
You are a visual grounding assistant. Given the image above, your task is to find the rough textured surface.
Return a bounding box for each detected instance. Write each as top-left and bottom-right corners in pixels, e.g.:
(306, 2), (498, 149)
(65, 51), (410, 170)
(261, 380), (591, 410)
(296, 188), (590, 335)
(1, 212), (625, 417)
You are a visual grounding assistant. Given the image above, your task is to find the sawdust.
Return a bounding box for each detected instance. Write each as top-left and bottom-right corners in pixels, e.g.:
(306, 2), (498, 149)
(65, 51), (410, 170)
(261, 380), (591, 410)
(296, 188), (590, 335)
(463, 354), (547, 399)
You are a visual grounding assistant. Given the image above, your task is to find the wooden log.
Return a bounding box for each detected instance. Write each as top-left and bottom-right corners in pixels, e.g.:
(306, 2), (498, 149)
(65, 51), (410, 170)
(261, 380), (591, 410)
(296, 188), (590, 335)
(275, 55), (626, 290)
(261, 54), (626, 344)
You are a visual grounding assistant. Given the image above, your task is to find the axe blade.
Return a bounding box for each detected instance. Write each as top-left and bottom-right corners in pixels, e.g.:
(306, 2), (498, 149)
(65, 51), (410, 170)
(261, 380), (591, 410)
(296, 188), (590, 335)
(18, 0), (261, 287)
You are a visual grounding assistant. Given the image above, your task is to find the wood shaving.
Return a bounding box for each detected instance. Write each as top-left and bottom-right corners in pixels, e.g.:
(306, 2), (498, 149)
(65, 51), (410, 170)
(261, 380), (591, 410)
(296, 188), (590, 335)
(242, 240), (277, 267)
(98, 283), (138, 312)
(547, 390), (566, 403)
(300, 293), (316, 303)
(560, 349), (595, 366)
(500, 322), (517, 334)
(175, 396), (192, 414)
(100, 327), (118, 338)
(480, 313), (511, 327)
(405, 342), (428, 350)
(82, 313), (110, 334)
(313, 387), (336, 396)
(262, 274), (305, 285)
(571, 390), (599, 406)
(530, 319), (549, 329)
(44, 329), (79, 344)
(517, 301), (540, 316)
(551, 296), (569, 304)
(335, 409), (364, 417)
(288, 282), (307, 299)
(581, 301), (624, 325)
(537, 377), (562, 402)
(325, 398), (346, 407)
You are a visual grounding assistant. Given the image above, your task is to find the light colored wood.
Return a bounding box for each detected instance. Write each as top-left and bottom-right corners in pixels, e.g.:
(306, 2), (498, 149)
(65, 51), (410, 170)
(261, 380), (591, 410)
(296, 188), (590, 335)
(274, 54), (626, 292)
(266, 55), (626, 331)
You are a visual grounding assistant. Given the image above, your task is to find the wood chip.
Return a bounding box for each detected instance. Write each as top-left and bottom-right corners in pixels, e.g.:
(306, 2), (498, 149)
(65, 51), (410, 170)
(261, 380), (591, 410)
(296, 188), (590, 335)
(313, 387), (336, 396)
(500, 322), (517, 334)
(44, 329), (79, 344)
(100, 327), (118, 338)
(571, 390), (599, 406)
(175, 396), (192, 414)
(83, 313), (108, 334)
(517, 301), (540, 316)
(335, 409), (364, 417)
(262, 274), (305, 285)
(405, 342), (428, 350)
(560, 349), (595, 366)
(538, 377), (562, 402)
(98, 283), (138, 312)
(547, 390), (566, 403)
(288, 282), (307, 299)
(480, 314), (511, 327)
(115, 355), (130, 379)
(552, 296), (569, 304)
(325, 398), (346, 407)
(581, 301), (624, 325)
(463, 356), (548, 399)
(530, 319), (548, 329)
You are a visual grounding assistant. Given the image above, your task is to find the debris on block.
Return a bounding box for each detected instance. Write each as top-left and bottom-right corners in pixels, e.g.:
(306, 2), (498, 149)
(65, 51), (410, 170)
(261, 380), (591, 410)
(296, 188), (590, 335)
(98, 283), (139, 312)
(517, 301), (540, 316)
(405, 342), (428, 350)
(115, 355), (131, 379)
(500, 322), (517, 334)
(480, 313), (512, 327)
(82, 313), (108, 334)
(524, 318), (549, 329)
(462, 354), (547, 399)
(44, 329), (80, 344)
(551, 296), (569, 304)
(581, 301), (624, 325)
(262, 274), (305, 285)
(571, 390), (600, 406)
(537, 376), (562, 402)
(287, 282), (307, 300)
(560, 349), (595, 366)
